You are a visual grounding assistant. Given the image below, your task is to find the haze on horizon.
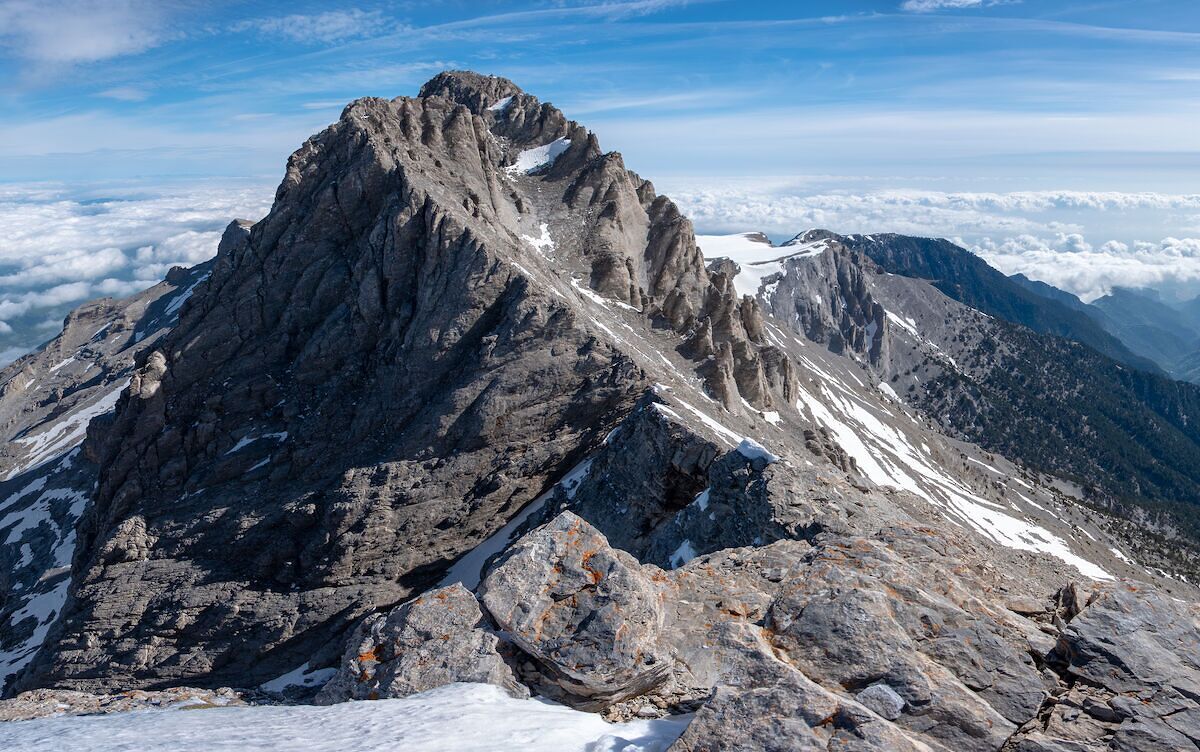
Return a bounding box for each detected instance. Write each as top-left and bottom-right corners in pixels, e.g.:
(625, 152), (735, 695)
(0, 0), (1198, 362)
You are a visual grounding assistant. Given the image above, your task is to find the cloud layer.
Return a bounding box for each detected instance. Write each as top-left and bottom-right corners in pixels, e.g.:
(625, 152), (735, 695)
(0, 181), (273, 364)
(3, 177), (1200, 369)
(664, 180), (1200, 302)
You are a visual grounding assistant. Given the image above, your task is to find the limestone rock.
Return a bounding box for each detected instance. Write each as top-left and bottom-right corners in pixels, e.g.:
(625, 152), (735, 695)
(1032, 583), (1200, 749)
(315, 583), (525, 704)
(668, 677), (928, 752)
(478, 512), (669, 707)
(856, 683), (906, 721)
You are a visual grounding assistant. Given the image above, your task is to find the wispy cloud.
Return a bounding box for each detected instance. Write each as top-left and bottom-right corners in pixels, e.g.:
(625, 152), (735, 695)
(97, 86), (150, 102)
(901, 0), (995, 11)
(231, 9), (392, 45)
(0, 0), (169, 65)
(564, 89), (747, 114)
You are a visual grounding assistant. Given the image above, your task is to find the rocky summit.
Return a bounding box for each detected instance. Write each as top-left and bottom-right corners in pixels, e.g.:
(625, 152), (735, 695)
(2, 71), (1199, 752)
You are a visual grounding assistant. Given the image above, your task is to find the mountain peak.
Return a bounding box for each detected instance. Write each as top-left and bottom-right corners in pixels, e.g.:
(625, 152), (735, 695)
(419, 70), (524, 113)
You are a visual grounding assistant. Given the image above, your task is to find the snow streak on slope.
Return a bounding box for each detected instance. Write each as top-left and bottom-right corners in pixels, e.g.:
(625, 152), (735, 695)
(791, 353), (1111, 580)
(439, 459), (593, 590)
(0, 683), (690, 752)
(6, 379), (129, 480)
(2, 380), (136, 683)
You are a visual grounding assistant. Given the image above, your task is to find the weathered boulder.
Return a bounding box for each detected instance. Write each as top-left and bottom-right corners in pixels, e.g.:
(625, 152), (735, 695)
(856, 683), (907, 721)
(315, 583), (525, 704)
(478, 512), (669, 707)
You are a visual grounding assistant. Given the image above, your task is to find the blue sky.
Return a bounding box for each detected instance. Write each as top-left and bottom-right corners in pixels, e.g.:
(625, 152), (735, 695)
(2, 0), (1199, 185)
(0, 0), (1199, 362)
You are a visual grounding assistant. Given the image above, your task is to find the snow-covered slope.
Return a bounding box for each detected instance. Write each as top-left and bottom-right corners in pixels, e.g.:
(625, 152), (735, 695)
(696, 232), (1168, 589)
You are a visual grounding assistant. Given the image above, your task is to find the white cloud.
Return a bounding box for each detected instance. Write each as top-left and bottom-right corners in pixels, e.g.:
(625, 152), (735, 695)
(976, 236), (1200, 302)
(901, 0), (993, 11)
(0, 180), (273, 353)
(663, 180), (1200, 302)
(0, 0), (167, 65)
(232, 9), (390, 44)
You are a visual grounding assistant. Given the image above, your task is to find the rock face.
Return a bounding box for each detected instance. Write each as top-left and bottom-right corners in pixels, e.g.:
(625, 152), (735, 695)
(0, 686), (244, 721)
(315, 583), (525, 704)
(551, 396), (720, 558)
(478, 512), (669, 708)
(16, 71), (789, 692)
(759, 237), (891, 369)
(668, 677), (929, 752)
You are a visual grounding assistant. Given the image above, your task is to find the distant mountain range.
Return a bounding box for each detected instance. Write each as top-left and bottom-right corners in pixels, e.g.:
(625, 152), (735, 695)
(1012, 274), (1200, 383)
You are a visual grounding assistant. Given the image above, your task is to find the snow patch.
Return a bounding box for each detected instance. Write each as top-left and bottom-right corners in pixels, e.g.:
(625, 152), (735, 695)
(487, 95), (514, 112)
(878, 382), (900, 402)
(510, 138), (571, 174)
(48, 356), (75, 373)
(260, 662), (337, 692)
(164, 271), (211, 317)
(225, 431), (288, 455)
(0, 682), (690, 752)
(736, 438), (779, 464)
(696, 233), (827, 298)
(669, 539), (697, 569)
(794, 367), (1111, 581)
(7, 379), (129, 479)
(523, 223), (555, 256)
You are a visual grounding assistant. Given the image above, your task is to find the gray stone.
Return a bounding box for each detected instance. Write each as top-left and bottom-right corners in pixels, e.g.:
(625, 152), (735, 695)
(478, 512), (669, 707)
(855, 683), (906, 721)
(668, 677), (928, 752)
(0, 686), (243, 721)
(314, 583), (525, 704)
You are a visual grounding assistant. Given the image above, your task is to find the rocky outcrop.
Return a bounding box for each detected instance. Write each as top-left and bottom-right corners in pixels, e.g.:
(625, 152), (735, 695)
(550, 396), (721, 558)
(0, 262), (214, 693)
(757, 237), (891, 369)
(478, 512), (670, 708)
(643, 442), (835, 569)
(315, 583), (525, 704)
(668, 676), (929, 752)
